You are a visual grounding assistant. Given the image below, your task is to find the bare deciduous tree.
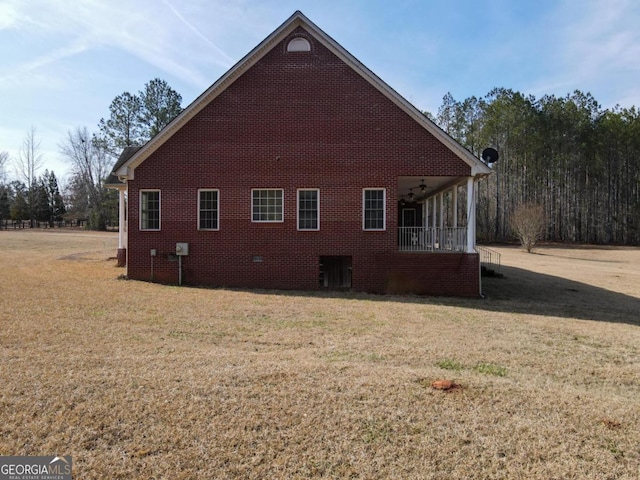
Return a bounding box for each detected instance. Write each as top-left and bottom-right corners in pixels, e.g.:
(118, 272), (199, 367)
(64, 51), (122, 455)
(511, 203), (547, 253)
(15, 126), (44, 188)
(59, 126), (114, 230)
(0, 150), (9, 185)
(14, 127), (45, 226)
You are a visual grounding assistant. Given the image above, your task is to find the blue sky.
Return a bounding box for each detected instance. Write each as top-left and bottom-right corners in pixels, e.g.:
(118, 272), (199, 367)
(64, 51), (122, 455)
(1, 0), (639, 182)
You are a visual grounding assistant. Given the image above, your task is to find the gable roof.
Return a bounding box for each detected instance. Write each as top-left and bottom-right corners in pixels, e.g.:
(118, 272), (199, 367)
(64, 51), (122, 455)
(106, 146), (142, 188)
(114, 10), (491, 180)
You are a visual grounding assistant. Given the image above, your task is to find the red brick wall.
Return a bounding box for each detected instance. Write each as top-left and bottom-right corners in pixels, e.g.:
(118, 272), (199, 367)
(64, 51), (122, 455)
(126, 27), (478, 296)
(371, 253), (480, 296)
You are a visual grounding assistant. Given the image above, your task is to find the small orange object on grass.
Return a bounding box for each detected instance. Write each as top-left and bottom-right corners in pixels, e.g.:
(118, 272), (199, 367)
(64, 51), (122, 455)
(431, 379), (461, 391)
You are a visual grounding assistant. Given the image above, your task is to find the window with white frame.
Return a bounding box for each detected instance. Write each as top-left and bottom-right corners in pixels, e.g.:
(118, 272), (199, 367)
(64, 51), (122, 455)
(252, 189), (283, 222)
(140, 190), (160, 230)
(363, 188), (385, 230)
(198, 189), (219, 230)
(297, 189), (319, 230)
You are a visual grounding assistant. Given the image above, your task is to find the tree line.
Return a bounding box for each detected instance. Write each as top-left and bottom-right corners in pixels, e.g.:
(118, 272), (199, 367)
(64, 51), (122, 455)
(429, 88), (640, 245)
(0, 128), (66, 228)
(0, 79), (182, 230)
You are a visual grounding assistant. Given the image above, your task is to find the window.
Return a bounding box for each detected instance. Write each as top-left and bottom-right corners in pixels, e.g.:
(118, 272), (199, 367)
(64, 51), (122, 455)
(297, 189), (319, 230)
(287, 37), (311, 52)
(140, 190), (160, 230)
(252, 189), (283, 222)
(198, 189), (219, 230)
(363, 188), (385, 230)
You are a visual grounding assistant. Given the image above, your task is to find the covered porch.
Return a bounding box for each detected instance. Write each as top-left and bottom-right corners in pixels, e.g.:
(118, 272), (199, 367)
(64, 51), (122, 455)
(397, 176), (477, 253)
(105, 176), (128, 267)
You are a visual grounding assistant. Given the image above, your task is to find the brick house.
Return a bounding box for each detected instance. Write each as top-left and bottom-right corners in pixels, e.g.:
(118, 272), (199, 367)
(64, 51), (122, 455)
(108, 11), (492, 296)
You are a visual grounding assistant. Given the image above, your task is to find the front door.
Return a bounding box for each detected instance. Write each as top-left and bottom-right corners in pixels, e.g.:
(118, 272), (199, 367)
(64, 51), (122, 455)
(402, 208), (417, 227)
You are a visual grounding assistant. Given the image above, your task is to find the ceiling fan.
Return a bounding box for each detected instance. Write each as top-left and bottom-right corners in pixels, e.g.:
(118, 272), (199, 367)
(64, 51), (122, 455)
(399, 179), (427, 205)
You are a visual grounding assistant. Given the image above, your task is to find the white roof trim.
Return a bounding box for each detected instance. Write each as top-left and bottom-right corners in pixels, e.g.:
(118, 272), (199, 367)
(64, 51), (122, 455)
(116, 10), (491, 179)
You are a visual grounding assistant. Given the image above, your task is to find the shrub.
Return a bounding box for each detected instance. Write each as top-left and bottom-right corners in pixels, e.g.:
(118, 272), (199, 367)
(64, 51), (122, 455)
(511, 202), (546, 253)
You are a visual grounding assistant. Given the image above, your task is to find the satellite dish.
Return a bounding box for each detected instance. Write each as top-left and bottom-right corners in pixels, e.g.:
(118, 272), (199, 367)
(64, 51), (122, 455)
(482, 147), (499, 165)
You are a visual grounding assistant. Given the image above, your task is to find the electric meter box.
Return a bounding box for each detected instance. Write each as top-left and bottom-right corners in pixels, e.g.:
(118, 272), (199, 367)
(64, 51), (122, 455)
(175, 243), (189, 256)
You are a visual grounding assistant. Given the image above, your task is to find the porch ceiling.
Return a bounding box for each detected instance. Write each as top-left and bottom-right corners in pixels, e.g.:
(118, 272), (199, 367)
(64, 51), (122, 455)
(397, 176), (463, 202)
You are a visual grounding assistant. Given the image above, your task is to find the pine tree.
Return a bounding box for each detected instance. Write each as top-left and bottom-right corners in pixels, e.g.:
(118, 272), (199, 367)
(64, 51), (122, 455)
(0, 187), (10, 228)
(138, 78), (183, 139)
(46, 171), (66, 223)
(96, 78), (183, 156)
(10, 182), (29, 225)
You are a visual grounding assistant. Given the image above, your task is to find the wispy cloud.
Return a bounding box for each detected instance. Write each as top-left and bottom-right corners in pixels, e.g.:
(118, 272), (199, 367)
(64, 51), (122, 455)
(529, 0), (640, 106)
(0, 2), (19, 29)
(0, 39), (90, 87)
(0, 0), (240, 90)
(161, 0), (235, 67)
(563, 1), (639, 75)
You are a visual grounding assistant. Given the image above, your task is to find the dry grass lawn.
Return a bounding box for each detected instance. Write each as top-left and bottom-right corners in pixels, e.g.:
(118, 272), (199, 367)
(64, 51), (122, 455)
(1, 230), (639, 479)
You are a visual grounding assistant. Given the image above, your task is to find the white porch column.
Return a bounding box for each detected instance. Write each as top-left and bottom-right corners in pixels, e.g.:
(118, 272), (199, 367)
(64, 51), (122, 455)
(117, 187), (127, 267)
(118, 188), (126, 249)
(452, 186), (458, 228)
(422, 199), (428, 227)
(466, 177), (476, 253)
(439, 192), (445, 229)
(432, 195), (437, 229)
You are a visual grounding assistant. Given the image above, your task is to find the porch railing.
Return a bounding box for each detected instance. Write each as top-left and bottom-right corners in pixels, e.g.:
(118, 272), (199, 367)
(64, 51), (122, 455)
(398, 227), (467, 252)
(476, 246), (502, 272)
